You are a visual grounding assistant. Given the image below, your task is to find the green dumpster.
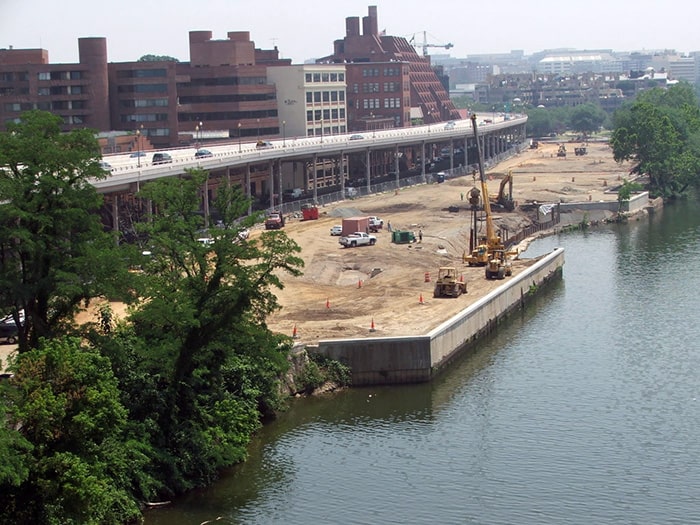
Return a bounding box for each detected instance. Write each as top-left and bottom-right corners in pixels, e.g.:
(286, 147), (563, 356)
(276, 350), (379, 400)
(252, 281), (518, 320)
(392, 230), (416, 244)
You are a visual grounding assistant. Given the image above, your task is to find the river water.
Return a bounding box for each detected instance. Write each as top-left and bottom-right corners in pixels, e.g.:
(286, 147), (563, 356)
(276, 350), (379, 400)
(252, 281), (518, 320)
(145, 198), (700, 525)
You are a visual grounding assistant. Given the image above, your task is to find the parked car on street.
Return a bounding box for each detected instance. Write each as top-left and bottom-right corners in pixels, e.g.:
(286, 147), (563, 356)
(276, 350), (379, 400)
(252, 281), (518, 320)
(0, 311), (23, 345)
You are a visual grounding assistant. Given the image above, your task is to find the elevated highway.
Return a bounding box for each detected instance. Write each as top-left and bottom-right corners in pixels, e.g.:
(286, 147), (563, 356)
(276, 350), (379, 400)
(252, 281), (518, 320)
(98, 115), (526, 234)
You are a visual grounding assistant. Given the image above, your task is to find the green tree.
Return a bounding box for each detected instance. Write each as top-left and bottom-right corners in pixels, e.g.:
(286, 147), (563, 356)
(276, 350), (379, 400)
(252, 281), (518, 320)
(569, 103), (607, 138)
(611, 85), (700, 197)
(0, 111), (130, 352)
(123, 171), (304, 493)
(0, 337), (150, 525)
(525, 107), (554, 137)
(137, 54), (179, 62)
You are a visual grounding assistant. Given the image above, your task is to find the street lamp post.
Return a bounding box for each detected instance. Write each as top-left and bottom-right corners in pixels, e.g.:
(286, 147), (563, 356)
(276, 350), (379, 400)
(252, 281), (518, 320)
(237, 122), (242, 153)
(282, 120), (286, 147)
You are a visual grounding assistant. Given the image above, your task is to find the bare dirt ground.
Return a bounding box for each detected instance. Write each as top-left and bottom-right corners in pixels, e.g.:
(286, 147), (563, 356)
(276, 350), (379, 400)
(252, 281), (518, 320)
(265, 139), (632, 344)
(0, 139), (632, 372)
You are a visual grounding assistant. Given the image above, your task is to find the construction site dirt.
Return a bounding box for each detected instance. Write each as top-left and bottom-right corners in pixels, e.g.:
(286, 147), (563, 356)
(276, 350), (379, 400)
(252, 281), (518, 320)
(0, 139), (634, 375)
(265, 139), (633, 345)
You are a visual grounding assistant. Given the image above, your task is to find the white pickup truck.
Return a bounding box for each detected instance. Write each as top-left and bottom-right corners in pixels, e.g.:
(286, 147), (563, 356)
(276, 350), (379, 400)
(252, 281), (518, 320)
(339, 231), (377, 248)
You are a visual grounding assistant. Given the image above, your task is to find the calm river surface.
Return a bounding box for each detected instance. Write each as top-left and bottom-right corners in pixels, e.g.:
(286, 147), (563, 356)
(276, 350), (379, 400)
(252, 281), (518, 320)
(146, 198), (700, 525)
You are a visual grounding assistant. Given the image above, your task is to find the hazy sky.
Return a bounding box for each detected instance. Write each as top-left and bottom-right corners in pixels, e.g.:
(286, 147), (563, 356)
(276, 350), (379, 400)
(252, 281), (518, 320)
(1, 0), (697, 64)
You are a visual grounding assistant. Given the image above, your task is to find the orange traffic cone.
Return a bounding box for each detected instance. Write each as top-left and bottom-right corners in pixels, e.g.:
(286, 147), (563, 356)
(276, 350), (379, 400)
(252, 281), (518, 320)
(369, 318), (376, 332)
(292, 325), (298, 338)
(460, 274), (464, 282)
(419, 293), (424, 305)
(326, 298), (330, 309)
(358, 279), (363, 288)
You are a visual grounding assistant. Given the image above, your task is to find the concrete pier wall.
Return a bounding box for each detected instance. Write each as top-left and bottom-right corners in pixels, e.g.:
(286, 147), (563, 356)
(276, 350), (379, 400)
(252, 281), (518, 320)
(315, 248), (565, 386)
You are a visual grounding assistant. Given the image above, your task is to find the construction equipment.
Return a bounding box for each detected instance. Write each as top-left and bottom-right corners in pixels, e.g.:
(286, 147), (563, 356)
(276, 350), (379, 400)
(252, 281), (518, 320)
(409, 31), (454, 57)
(490, 170), (515, 211)
(485, 250), (513, 280)
(557, 144), (567, 157)
(433, 267), (467, 298)
(464, 114), (516, 278)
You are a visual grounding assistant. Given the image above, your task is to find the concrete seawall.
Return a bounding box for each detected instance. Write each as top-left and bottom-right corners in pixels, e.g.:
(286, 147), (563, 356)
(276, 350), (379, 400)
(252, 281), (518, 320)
(314, 248), (565, 386)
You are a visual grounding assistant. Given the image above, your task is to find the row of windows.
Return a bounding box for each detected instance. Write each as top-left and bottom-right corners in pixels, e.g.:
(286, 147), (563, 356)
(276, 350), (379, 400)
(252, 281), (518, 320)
(115, 69), (167, 79)
(182, 76), (268, 87)
(304, 72), (346, 83)
(4, 100), (88, 112)
(304, 91), (346, 103)
(38, 85), (83, 96)
(122, 114), (169, 123)
(0, 72), (29, 82)
(177, 110), (278, 122)
(177, 93), (276, 104)
(117, 84), (168, 94)
(308, 125), (347, 136)
(38, 71), (83, 81)
(306, 108), (346, 122)
(357, 97), (406, 110)
(352, 82), (403, 94)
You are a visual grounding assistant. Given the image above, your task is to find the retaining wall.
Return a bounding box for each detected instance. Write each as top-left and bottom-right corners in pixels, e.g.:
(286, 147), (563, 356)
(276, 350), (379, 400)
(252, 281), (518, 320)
(315, 248), (565, 386)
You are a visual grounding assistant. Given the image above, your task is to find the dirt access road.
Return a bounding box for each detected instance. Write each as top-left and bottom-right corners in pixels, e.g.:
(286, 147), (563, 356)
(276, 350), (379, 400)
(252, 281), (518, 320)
(265, 139), (632, 344)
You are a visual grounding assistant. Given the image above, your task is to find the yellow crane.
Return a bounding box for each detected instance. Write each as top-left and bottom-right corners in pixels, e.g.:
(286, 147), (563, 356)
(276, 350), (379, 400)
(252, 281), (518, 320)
(463, 115), (514, 279)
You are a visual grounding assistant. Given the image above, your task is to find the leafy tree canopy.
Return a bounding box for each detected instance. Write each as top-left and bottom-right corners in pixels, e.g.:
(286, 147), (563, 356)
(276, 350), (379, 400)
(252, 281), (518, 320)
(137, 54), (179, 62)
(0, 110), (131, 352)
(610, 83), (700, 198)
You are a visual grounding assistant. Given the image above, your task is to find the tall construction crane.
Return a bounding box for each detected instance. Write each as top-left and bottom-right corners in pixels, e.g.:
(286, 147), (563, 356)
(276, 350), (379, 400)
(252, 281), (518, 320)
(464, 114), (516, 279)
(409, 31), (454, 57)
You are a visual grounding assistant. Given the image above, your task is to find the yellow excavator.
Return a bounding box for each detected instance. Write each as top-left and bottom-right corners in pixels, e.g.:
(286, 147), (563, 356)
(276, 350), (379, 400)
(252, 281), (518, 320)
(463, 114), (515, 279)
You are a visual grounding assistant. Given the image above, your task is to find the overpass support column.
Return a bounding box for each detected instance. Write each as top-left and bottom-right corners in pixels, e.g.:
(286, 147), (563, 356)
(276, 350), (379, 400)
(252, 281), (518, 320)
(313, 154), (318, 203)
(277, 159), (283, 207)
(394, 144), (400, 188)
(246, 164), (252, 216)
(111, 195), (119, 245)
(421, 141), (427, 183)
(268, 160), (274, 210)
(339, 151), (346, 197)
(365, 149), (371, 192)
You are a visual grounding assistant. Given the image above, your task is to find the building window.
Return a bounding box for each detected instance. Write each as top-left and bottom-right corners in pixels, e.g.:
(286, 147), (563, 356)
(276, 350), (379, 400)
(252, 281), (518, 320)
(306, 110), (313, 122)
(306, 92), (313, 103)
(305, 73), (312, 83)
(322, 73), (329, 82)
(313, 92), (321, 103)
(322, 91), (329, 102)
(38, 72), (50, 81)
(313, 73), (321, 82)
(330, 73), (338, 82)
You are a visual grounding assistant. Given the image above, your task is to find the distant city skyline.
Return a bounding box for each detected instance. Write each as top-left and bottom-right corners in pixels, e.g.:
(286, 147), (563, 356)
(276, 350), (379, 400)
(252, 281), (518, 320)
(1, 0), (698, 64)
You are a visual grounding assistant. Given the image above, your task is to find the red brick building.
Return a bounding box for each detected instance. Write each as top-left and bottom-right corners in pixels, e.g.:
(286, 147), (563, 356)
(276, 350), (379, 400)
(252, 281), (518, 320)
(319, 5), (459, 131)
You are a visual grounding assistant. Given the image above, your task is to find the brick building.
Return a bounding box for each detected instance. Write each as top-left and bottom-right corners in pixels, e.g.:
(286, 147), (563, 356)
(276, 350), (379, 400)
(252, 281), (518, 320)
(318, 5), (459, 131)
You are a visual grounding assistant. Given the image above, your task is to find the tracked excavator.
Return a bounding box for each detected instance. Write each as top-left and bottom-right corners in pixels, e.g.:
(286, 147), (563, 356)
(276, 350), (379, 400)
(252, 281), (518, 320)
(463, 114), (515, 279)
